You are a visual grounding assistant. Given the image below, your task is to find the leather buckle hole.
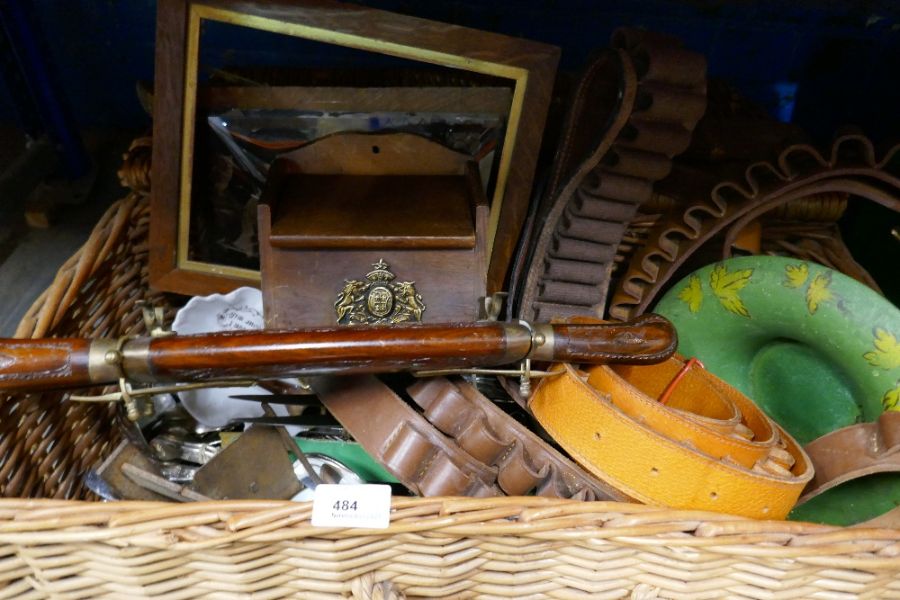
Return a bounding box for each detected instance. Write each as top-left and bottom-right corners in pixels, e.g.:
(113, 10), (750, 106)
(372, 145), (381, 154)
(710, 492), (718, 500)
(650, 467), (659, 476)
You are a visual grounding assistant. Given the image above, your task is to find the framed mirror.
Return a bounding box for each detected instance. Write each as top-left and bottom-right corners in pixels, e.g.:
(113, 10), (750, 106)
(151, 0), (558, 296)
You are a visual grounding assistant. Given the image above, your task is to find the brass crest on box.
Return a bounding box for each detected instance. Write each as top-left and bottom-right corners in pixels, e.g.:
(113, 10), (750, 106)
(335, 260), (425, 325)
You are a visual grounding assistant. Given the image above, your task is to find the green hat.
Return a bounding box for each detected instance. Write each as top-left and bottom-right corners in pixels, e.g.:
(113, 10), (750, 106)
(656, 255), (900, 525)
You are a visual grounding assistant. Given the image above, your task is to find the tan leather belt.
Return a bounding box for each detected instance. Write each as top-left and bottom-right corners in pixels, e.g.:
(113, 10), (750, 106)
(529, 357), (814, 519)
(801, 411), (900, 503)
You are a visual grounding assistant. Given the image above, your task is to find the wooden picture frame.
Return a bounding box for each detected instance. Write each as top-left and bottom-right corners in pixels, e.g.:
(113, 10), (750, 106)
(151, 0), (559, 296)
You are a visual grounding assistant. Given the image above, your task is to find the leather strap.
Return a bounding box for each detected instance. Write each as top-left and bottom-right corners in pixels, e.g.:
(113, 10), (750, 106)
(314, 375), (502, 497)
(407, 377), (628, 500)
(314, 375), (622, 500)
(800, 411), (900, 503)
(514, 28), (706, 322)
(609, 134), (900, 320)
(528, 358), (814, 519)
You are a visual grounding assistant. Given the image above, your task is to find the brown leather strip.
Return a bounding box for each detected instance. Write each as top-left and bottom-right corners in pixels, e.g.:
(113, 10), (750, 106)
(516, 28), (706, 322)
(407, 377), (629, 501)
(799, 412), (900, 503)
(313, 375), (501, 497)
(544, 258), (610, 284)
(609, 134), (900, 320)
(315, 373), (628, 501)
(514, 48), (635, 321)
(613, 29), (707, 86)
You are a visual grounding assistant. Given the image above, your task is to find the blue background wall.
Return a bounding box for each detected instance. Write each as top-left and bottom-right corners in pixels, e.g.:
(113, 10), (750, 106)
(1, 0), (899, 145)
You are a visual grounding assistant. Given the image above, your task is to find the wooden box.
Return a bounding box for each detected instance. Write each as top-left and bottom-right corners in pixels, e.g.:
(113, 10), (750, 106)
(259, 132), (488, 328)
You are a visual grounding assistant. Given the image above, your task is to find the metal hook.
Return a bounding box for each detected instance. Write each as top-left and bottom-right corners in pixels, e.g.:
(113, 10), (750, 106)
(70, 378), (259, 420)
(413, 360), (561, 399)
(482, 292), (508, 321)
(138, 302), (174, 337)
(519, 359), (533, 399)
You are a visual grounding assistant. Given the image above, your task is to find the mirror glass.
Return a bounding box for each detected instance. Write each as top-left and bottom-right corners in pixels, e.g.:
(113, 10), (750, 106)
(181, 15), (516, 278)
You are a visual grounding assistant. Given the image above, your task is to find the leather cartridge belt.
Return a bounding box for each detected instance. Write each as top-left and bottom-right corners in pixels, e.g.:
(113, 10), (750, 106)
(529, 357), (814, 519)
(514, 28), (706, 322)
(313, 375), (625, 501)
(609, 134), (900, 321)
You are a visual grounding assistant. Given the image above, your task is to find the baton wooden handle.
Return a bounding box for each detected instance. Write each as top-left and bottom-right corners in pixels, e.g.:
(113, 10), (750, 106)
(0, 338), (93, 392)
(138, 322), (522, 383)
(539, 314), (677, 365)
(0, 316), (677, 393)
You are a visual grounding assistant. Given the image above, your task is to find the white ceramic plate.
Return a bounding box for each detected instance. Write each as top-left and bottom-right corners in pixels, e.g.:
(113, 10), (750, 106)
(171, 287), (276, 428)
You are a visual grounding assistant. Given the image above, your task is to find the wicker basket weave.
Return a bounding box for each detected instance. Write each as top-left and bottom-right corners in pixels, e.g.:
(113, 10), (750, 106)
(1, 142), (899, 599)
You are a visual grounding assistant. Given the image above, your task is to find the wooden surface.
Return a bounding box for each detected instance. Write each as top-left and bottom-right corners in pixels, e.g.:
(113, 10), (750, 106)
(0, 317), (675, 391)
(149, 0), (195, 295)
(260, 133), (488, 327)
(143, 323), (515, 381)
(149, 0), (558, 296)
(203, 0), (556, 59)
(0, 338), (91, 392)
(261, 245), (486, 326)
(270, 175), (475, 249)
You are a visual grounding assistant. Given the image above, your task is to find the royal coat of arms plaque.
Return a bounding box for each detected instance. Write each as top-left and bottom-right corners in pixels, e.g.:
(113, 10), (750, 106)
(334, 260), (425, 325)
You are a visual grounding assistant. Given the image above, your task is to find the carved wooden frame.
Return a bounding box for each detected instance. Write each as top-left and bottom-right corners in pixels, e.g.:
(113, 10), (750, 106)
(151, 0), (559, 296)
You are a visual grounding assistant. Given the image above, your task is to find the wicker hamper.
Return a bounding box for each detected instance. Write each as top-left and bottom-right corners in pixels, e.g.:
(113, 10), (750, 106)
(1, 141), (899, 599)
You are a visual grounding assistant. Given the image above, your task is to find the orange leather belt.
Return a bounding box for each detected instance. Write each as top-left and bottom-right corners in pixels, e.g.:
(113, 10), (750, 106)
(529, 357), (814, 519)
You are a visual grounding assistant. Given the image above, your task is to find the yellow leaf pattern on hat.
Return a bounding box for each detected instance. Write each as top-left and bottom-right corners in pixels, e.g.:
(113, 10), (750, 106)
(783, 262), (809, 289)
(805, 272), (834, 315)
(709, 263), (753, 318)
(884, 382), (900, 412)
(677, 274), (703, 313)
(865, 328), (900, 370)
